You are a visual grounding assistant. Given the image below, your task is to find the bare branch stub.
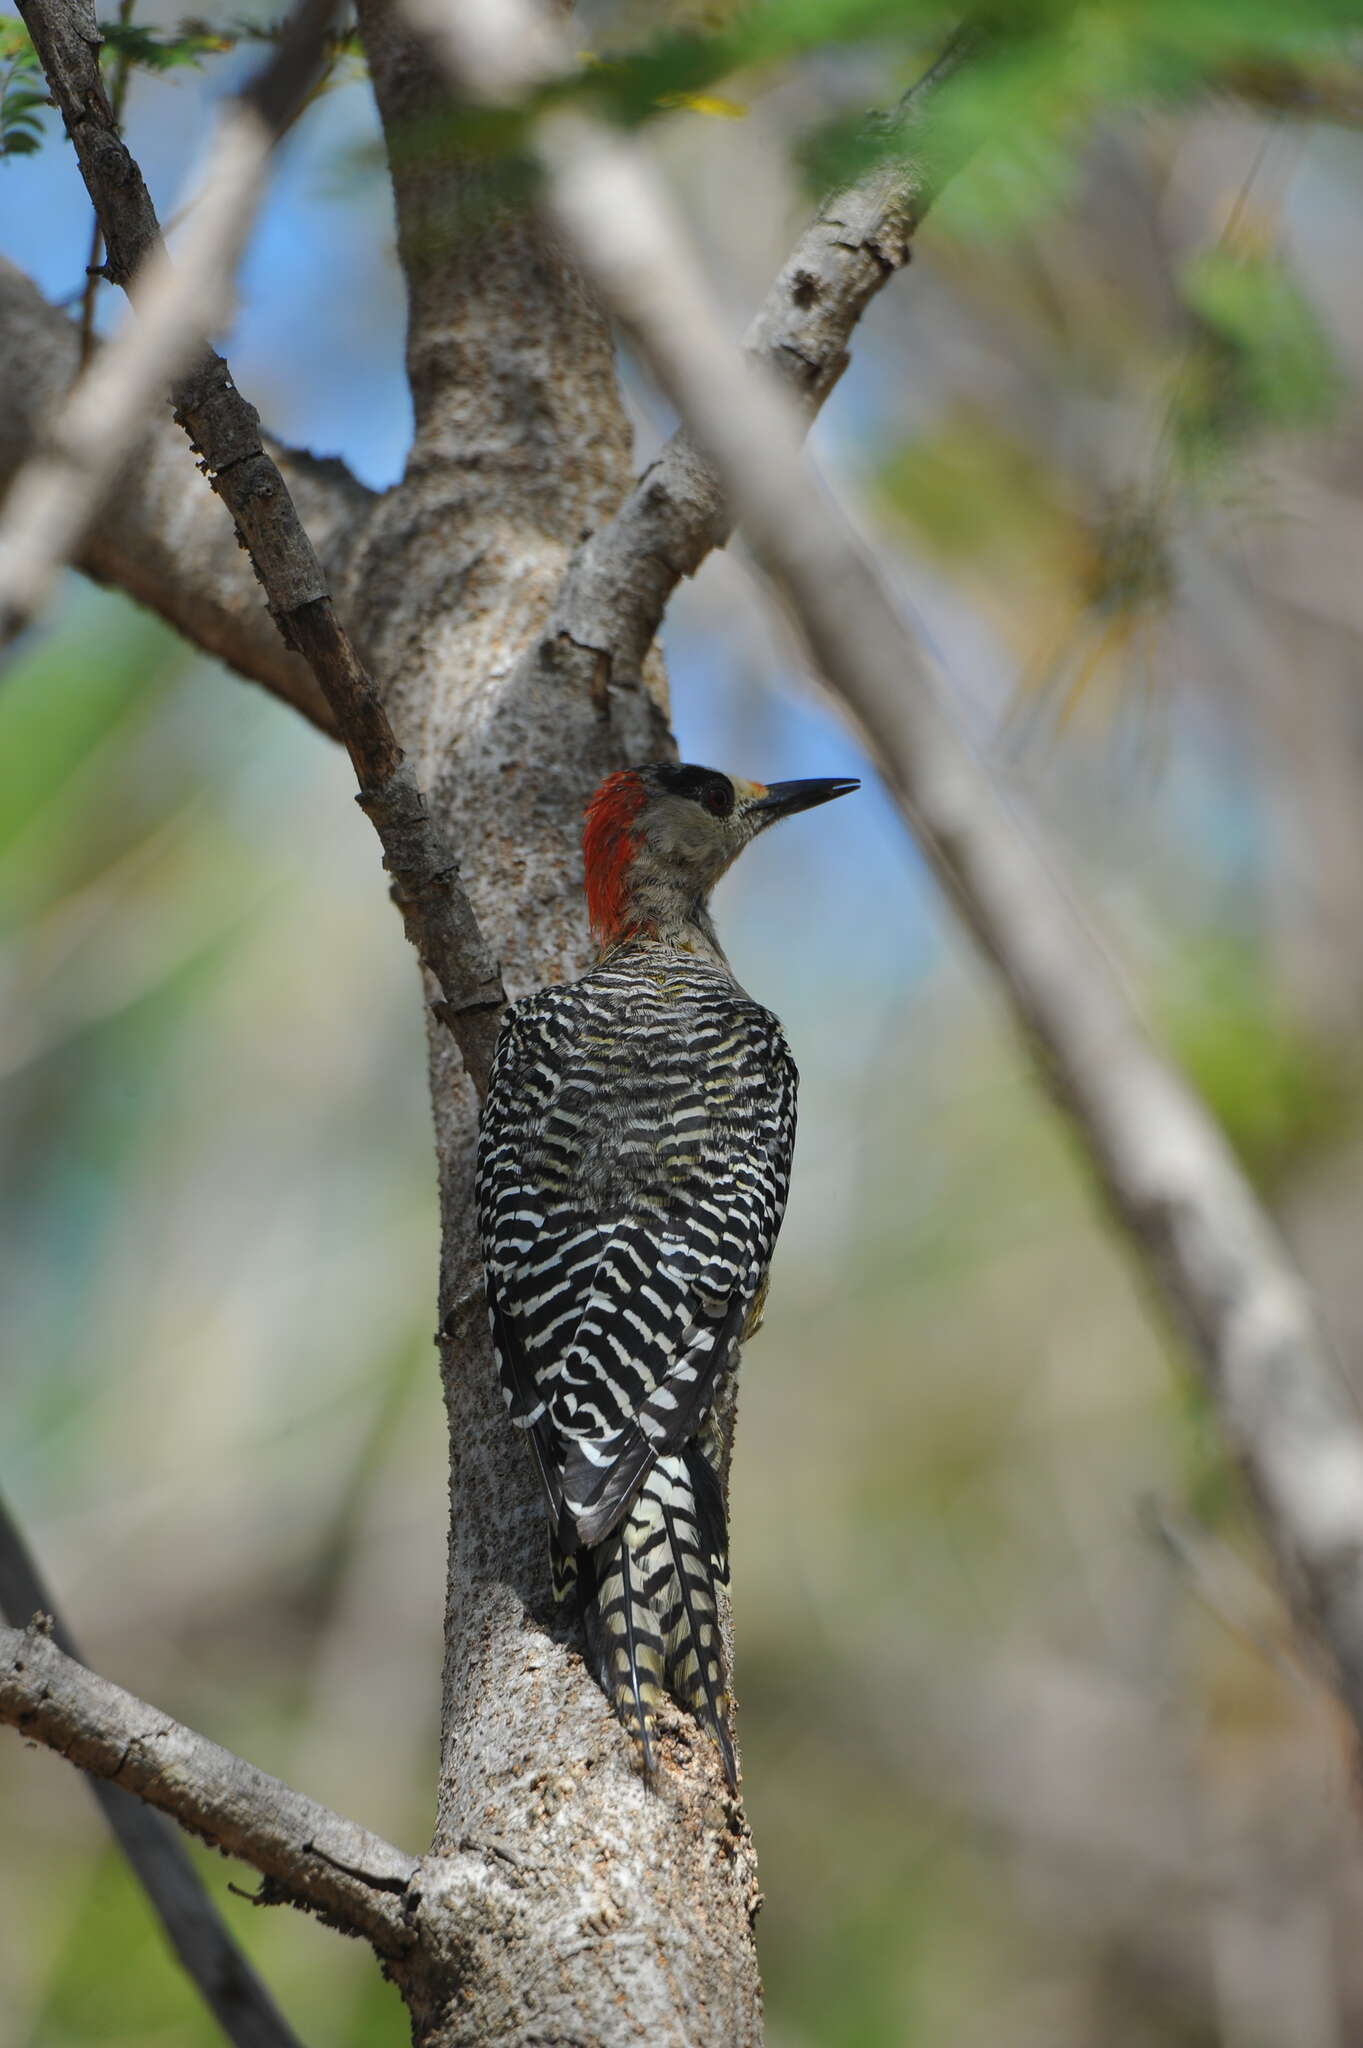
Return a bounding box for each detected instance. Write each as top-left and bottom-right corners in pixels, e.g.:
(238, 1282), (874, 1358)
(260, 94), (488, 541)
(16, 0), (507, 1090)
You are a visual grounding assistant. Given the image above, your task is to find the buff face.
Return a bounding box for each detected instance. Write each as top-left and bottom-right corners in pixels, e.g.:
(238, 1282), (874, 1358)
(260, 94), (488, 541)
(583, 763), (857, 953)
(627, 776), (770, 893)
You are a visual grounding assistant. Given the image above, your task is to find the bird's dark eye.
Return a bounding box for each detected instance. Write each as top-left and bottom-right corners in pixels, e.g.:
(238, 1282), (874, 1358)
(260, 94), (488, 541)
(652, 762), (737, 816)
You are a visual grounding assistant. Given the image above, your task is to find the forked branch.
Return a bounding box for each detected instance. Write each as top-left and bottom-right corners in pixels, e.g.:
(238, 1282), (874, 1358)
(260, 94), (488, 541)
(0, 1623), (420, 1956)
(545, 23), (985, 680)
(0, 1495), (303, 2048)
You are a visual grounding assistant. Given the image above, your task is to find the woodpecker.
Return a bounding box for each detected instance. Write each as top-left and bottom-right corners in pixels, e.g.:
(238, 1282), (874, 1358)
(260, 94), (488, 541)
(475, 761), (858, 1787)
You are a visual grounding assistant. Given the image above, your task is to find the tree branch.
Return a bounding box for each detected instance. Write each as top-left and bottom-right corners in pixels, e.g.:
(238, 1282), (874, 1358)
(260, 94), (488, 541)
(0, 1494), (303, 2048)
(0, 258), (358, 732)
(3, 0), (335, 641)
(0, 1622), (420, 1956)
(542, 23), (983, 682)
(422, 0), (1363, 1761)
(10, 0), (508, 1091)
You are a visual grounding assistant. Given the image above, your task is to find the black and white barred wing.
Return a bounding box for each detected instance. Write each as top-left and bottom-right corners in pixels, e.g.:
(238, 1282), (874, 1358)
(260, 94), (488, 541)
(476, 981), (798, 1550)
(476, 994), (585, 1539)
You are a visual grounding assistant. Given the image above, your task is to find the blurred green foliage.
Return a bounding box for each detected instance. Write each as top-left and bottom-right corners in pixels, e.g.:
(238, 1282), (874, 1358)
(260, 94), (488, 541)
(874, 412), (1072, 566)
(10, 0), (1363, 214)
(0, 17), (44, 158)
(1161, 939), (1357, 1188)
(1176, 242), (1342, 460)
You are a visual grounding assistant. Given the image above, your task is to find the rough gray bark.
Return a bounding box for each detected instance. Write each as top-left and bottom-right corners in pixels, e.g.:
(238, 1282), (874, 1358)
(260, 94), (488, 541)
(343, 8), (764, 2041)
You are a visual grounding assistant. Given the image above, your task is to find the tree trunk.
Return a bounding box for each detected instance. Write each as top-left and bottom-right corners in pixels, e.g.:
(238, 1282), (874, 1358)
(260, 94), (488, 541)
(350, 6), (763, 2038)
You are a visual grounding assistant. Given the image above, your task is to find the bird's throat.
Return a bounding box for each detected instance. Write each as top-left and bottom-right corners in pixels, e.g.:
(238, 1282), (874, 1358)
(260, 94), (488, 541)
(598, 884), (729, 970)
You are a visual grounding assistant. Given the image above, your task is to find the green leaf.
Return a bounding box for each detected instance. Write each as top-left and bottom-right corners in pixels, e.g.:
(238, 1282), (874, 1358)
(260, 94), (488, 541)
(0, 14), (46, 163)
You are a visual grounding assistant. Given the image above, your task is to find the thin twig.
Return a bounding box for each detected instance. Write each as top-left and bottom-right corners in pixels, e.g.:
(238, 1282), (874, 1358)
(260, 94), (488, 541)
(75, 0), (136, 370)
(0, 1492), (305, 2048)
(6, 0), (507, 1090)
(1224, 55), (1363, 130)
(0, 1621), (421, 1957)
(421, 0), (1363, 1761)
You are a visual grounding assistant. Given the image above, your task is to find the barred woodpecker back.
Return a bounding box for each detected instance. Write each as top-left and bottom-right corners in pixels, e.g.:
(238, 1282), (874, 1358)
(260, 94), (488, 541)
(475, 760), (858, 1786)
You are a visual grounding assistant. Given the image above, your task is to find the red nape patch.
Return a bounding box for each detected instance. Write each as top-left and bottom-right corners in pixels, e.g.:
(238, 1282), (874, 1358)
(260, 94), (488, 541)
(583, 770), (647, 946)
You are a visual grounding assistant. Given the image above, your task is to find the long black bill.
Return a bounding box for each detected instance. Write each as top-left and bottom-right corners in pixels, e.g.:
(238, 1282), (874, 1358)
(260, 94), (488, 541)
(751, 776), (861, 827)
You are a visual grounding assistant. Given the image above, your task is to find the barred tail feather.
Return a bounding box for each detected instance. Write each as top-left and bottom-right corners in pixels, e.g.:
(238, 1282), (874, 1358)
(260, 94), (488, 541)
(581, 1517), (667, 1782)
(581, 1451), (735, 1790)
(660, 1483), (736, 1789)
(549, 1529), (577, 1607)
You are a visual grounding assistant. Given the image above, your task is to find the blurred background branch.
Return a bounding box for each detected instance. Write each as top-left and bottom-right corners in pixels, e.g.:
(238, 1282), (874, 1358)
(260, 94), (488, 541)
(0, 1492), (304, 2048)
(1224, 55), (1363, 130)
(2, 0), (336, 642)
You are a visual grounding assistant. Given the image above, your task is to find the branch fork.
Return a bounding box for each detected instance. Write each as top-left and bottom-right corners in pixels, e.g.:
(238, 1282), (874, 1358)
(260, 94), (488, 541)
(1, 1622), (423, 1957)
